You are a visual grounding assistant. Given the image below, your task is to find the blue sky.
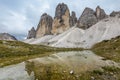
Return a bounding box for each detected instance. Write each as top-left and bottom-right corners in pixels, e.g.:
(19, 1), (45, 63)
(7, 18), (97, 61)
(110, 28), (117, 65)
(0, 0), (120, 40)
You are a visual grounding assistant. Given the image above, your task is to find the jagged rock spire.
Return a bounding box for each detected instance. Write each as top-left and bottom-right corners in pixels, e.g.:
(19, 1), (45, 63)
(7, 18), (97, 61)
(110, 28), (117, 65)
(77, 6), (107, 29)
(52, 3), (70, 35)
(70, 11), (77, 27)
(27, 27), (36, 39)
(95, 6), (107, 21)
(36, 13), (53, 38)
(77, 7), (97, 29)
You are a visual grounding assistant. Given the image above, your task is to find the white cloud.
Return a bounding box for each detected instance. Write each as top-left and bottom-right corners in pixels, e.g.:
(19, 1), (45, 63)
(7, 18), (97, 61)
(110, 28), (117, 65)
(0, 10), (32, 36)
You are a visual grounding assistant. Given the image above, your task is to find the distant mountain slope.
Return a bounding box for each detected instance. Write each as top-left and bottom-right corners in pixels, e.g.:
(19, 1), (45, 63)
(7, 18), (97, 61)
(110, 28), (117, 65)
(0, 33), (17, 41)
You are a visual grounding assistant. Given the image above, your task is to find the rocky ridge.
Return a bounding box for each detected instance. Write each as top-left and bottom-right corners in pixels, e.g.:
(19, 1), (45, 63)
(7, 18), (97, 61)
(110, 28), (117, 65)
(110, 11), (120, 17)
(27, 3), (110, 39)
(0, 33), (17, 41)
(25, 16), (120, 48)
(77, 6), (107, 29)
(27, 27), (36, 39)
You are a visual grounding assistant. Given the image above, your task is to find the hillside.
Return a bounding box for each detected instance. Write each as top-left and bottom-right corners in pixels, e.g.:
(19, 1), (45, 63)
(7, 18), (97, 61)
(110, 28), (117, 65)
(25, 16), (120, 49)
(0, 40), (51, 67)
(0, 40), (83, 67)
(0, 33), (17, 41)
(92, 36), (120, 62)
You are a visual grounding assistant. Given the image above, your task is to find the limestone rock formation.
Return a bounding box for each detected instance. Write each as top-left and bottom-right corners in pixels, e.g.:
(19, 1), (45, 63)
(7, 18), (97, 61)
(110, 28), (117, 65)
(70, 11), (77, 27)
(36, 13), (53, 38)
(27, 4), (108, 39)
(27, 27), (36, 39)
(77, 7), (97, 29)
(0, 33), (17, 41)
(110, 11), (120, 17)
(52, 3), (70, 35)
(95, 6), (107, 21)
(77, 6), (107, 29)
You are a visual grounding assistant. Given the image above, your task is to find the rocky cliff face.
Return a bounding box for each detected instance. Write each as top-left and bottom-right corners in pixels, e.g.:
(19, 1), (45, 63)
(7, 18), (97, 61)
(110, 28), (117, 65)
(0, 33), (17, 41)
(52, 3), (70, 35)
(95, 6), (107, 21)
(27, 27), (36, 39)
(77, 6), (107, 29)
(110, 11), (120, 17)
(27, 3), (108, 39)
(70, 11), (77, 27)
(77, 7), (97, 29)
(36, 13), (53, 38)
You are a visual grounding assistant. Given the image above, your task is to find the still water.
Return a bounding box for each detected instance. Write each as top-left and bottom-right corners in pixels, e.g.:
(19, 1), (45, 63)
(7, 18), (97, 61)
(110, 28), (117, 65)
(0, 50), (118, 80)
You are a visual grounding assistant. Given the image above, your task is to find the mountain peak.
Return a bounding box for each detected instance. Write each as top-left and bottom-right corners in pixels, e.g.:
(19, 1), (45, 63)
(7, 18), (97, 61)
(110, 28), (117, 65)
(27, 27), (36, 39)
(36, 13), (53, 38)
(0, 33), (17, 41)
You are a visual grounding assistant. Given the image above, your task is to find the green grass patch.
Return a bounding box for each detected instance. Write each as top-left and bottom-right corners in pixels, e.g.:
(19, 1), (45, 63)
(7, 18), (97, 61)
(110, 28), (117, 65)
(92, 36), (120, 62)
(0, 40), (83, 67)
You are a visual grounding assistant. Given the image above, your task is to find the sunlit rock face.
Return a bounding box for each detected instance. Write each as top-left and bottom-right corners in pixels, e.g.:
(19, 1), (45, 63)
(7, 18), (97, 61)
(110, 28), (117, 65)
(36, 13), (53, 38)
(52, 3), (70, 35)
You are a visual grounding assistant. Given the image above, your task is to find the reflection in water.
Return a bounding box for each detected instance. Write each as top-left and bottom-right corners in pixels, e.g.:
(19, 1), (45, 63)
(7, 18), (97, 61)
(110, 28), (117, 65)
(0, 62), (34, 80)
(25, 50), (118, 80)
(0, 51), (119, 80)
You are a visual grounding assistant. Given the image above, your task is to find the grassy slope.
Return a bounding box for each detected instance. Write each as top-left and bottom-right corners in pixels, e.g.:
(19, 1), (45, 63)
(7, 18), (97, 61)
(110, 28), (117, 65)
(92, 36), (120, 62)
(89, 36), (120, 80)
(0, 40), (83, 67)
(0, 36), (120, 80)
